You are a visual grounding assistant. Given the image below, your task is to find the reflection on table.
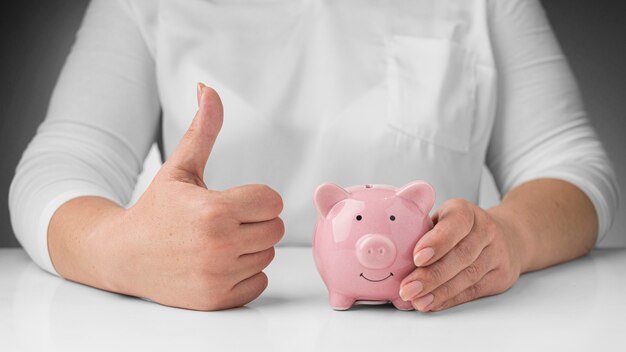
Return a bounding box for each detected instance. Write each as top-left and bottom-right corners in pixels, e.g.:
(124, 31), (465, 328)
(1, 247), (624, 352)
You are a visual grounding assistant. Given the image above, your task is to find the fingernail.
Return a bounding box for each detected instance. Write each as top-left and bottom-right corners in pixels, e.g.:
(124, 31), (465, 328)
(399, 281), (424, 301)
(414, 293), (434, 311)
(413, 247), (435, 266)
(196, 82), (205, 106)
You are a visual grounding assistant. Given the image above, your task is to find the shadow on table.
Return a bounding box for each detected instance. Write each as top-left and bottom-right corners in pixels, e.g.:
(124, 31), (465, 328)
(11, 261), (276, 351)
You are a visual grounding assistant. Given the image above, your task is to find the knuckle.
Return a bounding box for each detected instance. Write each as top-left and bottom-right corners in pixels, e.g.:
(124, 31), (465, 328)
(459, 207), (476, 228)
(261, 185), (283, 215)
(464, 262), (481, 280)
(453, 242), (476, 264)
(202, 196), (231, 221)
(425, 264), (445, 284)
(244, 184), (283, 216)
(441, 199), (475, 231)
(447, 198), (471, 214)
(482, 216), (498, 237)
(466, 282), (482, 300)
(436, 282), (454, 300)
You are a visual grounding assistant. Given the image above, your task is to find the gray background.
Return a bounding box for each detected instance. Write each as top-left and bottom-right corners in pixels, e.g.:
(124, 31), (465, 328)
(0, 1), (624, 248)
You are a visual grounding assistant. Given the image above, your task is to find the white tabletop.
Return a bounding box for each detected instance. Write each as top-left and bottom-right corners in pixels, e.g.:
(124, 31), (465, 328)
(0, 247), (624, 351)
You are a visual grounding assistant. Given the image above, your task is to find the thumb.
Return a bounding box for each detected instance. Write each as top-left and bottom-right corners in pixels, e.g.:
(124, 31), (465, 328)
(165, 83), (224, 183)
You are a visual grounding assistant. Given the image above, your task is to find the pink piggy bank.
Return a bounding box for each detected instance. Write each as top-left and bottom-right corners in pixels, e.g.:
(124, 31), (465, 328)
(313, 181), (435, 310)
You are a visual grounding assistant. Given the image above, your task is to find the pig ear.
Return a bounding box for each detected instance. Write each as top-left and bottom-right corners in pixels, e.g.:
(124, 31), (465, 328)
(396, 181), (435, 215)
(314, 183), (350, 218)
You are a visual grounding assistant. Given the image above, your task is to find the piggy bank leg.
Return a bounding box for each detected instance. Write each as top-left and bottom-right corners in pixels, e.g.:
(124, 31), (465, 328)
(391, 297), (414, 311)
(329, 292), (355, 310)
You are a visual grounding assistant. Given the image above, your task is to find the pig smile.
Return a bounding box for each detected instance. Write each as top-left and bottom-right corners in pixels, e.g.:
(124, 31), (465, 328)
(360, 272), (394, 282)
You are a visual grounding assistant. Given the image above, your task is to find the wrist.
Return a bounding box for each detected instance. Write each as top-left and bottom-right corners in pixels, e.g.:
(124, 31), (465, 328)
(486, 204), (534, 275)
(50, 196), (129, 293)
(87, 204), (133, 295)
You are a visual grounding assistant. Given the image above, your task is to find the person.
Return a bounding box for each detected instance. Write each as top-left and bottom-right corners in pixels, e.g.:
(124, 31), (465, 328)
(9, 0), (618, 312)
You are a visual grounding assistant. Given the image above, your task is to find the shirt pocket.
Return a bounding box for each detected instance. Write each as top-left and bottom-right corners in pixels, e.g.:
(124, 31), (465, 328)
(386, 35), (477, 153)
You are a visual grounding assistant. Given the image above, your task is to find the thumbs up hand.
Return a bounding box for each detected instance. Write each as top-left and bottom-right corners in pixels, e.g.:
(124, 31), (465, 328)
(119, 84), (284, 310)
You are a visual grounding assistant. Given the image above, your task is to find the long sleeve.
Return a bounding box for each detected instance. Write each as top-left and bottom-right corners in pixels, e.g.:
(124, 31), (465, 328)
(486, 0), (619, 243)
(9, 0), (160, 274)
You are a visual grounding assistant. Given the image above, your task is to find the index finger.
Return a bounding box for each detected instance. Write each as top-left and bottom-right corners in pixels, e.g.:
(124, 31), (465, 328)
(222, 184), (283, 223)
(413, 199), (475, 267)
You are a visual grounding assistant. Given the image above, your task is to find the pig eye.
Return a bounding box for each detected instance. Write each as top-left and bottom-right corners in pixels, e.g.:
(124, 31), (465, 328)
(356, 215), (362, 221)
(390, 215), (396, 221)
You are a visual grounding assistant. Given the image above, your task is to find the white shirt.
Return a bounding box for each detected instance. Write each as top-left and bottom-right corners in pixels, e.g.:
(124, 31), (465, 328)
(9, 0), (619, 275)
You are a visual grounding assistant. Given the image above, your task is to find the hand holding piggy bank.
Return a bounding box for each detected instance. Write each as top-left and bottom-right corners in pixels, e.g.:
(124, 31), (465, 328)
(313, 181), (435, 310)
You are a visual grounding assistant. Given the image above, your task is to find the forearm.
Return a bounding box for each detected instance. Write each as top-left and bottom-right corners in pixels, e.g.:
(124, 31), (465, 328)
(48, 196), (126, 292)
(487, 178), (598, 274)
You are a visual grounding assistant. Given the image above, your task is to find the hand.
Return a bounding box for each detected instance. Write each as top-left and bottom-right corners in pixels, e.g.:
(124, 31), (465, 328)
(108, 84), (284, 310)
(398, 199), (522, 312)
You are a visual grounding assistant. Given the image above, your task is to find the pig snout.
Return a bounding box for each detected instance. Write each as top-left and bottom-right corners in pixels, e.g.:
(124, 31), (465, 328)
(355, 235), (397, 269)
